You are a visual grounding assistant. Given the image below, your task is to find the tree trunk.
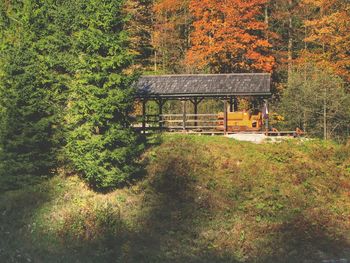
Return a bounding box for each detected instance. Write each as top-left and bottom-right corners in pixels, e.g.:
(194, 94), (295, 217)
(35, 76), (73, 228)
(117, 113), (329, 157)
(265, 4), (269, 41)
(154, 50), (157, 72)
(287, 0), (293, 82)
(323, 89), (327, 140)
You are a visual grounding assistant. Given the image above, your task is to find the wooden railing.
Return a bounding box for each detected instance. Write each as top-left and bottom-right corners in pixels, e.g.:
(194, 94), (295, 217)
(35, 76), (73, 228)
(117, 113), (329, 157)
(133, 114), (300, 137)
(133, 113), (221, 132)
(160, 113), (219, 130)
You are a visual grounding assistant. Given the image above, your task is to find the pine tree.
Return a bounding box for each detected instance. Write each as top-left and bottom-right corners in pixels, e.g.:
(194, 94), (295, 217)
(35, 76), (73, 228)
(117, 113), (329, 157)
(0, 0), (72, 184)
(65, 0), (142, 190)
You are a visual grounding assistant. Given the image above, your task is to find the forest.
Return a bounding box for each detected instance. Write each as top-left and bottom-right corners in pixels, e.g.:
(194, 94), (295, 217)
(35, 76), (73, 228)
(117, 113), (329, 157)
(0, 1), (350, 262)
(0, 0), (349, 188)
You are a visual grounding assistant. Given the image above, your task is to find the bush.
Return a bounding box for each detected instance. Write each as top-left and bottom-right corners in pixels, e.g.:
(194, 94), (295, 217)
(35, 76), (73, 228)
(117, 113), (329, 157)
(278, 63), (350, 140)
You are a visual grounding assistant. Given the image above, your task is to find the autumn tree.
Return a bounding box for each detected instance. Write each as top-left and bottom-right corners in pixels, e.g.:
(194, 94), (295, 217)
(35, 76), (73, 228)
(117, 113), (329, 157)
(124, 0), (154, 70)
(186, 0), (275, 73)
(300, 0), (350, 82)
(152, 0), (191, 73)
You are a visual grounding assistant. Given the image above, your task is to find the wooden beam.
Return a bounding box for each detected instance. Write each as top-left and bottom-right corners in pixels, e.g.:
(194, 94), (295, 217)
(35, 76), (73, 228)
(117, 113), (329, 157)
(142, 99), (147, 134)
(194, 100), (198, 127)
(182, 100), (187, 131)
(223, 100), (228, 134)
(189, 97), (204, 127)
(189, 97), (204, 105)
(156, 99), (166, 130)
(264, 99), (269, 135)
(234, 97), (238, 111)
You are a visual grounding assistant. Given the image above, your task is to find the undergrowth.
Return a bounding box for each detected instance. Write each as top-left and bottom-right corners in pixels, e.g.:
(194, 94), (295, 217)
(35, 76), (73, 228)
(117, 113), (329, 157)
(0, 135), (349, 262)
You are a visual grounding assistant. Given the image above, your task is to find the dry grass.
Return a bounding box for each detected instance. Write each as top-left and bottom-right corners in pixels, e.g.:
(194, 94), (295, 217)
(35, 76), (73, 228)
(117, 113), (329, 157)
(0, 135), (349, 262)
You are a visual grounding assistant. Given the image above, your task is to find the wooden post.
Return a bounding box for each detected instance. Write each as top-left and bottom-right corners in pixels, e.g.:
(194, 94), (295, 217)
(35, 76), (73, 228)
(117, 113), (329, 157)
(182, 100), (187, 131)
(142, 99), (147, 134)
(194, 98), (198, 127)
(156, 99), (165, 130)
(264, 99), (269, 135)
(189, 97), (204, 128)
(223, 100), (228, 134)
(234, 96), (238, 111)
(229, 97), (233, 112)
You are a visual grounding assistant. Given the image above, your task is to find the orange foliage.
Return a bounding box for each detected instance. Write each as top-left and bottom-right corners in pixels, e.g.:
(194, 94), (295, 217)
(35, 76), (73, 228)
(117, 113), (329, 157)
(152, 0), (191, 72)
(153, 0), (189, 13)
(186, 0), (275, 73)
(301, 0), (350, 81)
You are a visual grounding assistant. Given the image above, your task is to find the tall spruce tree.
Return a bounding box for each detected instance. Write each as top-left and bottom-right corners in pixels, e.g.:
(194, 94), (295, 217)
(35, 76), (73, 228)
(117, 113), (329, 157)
(65, 0), (142, 190)
(0, 0), (72, 185)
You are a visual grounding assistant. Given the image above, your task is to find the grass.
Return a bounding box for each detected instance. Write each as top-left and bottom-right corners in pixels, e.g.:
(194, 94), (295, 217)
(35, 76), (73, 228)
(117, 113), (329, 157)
(0, 134), (349, 262)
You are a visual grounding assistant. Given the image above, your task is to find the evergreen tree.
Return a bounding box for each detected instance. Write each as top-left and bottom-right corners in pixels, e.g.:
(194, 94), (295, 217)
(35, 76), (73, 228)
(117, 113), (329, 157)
(65, 0), (142, 190)
(0, 0), (72, 184)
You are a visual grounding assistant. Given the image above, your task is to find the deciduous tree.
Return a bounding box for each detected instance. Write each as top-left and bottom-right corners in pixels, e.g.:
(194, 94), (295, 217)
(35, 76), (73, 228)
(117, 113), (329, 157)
(124, 0), (154, 70)
(279, 63), (350, 140)
(152, 0), (191, 73)
(186, 0), (275, 73)
(301, 0), (350, 81)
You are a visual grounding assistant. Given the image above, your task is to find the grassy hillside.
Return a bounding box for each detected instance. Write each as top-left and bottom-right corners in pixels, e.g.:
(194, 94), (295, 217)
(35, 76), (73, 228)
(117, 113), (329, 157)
(0, 135), (349, 262)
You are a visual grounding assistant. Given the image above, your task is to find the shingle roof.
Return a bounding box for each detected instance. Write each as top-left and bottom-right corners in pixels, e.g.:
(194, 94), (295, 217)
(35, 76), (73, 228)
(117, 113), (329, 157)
(135, 73), (271, 98)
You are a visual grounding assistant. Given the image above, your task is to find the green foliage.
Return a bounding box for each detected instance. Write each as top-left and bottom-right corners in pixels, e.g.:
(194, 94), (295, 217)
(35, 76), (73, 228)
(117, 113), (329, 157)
(0, 0), (143, 190)
(65, 0), (143, 190)
(0, 1), (72, 182)
(278, 63), (350, 140)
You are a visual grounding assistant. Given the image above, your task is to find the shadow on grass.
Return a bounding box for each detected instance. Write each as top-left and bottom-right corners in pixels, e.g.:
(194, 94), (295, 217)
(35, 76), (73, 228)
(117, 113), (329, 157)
(260, 215), (350, 263)
(116, 138), (350, 263)
(129, 133), (164, 184)
(113, 151), (241, 263)
(0, 177), (127, 263)
(1, 137), (349, 262)
(0, 180), (54, 262)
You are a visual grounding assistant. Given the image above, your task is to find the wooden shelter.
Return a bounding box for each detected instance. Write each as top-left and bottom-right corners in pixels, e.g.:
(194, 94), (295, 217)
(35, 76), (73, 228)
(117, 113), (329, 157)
(135, 73), (271, 134)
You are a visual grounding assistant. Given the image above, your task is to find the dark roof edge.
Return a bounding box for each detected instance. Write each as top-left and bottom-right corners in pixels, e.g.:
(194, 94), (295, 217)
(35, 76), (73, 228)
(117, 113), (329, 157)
(140, 73), (271, 78)
(135, 92), (272, 98)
